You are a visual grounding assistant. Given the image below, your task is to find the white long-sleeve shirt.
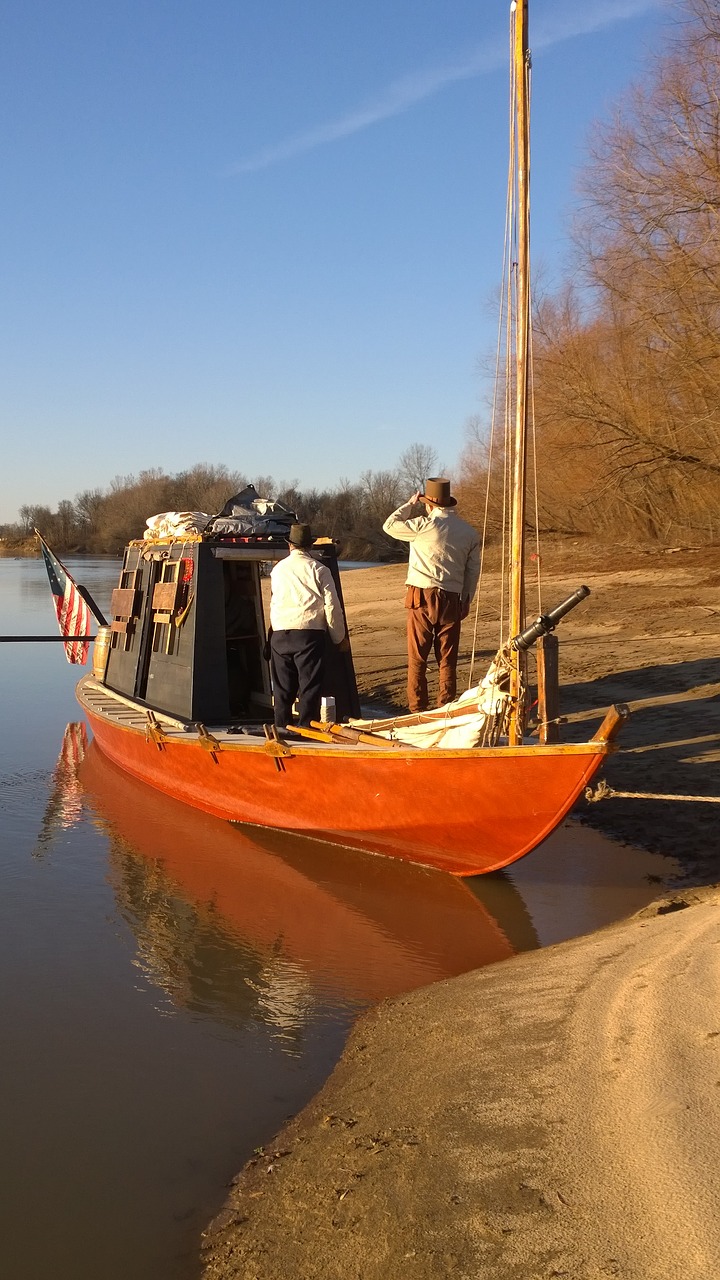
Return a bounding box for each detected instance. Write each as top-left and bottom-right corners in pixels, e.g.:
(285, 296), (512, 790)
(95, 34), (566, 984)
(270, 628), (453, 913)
(269, 549), (346, 643)
(383, 501), (481, 600)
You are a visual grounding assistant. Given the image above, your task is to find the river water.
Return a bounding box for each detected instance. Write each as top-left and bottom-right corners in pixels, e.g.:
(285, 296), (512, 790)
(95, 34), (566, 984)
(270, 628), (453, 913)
(0, 556), (678, 1279)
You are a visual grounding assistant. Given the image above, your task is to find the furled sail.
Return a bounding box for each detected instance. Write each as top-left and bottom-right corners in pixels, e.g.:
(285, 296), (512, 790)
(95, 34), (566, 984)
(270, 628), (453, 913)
(350, 654), (514, 749)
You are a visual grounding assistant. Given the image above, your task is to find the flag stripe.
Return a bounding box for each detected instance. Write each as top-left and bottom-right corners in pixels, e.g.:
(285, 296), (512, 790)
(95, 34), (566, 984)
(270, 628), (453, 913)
(39, 535), (92, 664)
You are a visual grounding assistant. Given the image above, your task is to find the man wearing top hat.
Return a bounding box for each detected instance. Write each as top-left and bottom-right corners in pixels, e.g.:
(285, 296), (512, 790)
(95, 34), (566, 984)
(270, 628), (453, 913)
(269, 523), (348, 730)
(383, 478), (480, 713)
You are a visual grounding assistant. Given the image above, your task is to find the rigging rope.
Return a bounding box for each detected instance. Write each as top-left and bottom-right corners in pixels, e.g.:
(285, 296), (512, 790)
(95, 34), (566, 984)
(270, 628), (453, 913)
(586, 780), (720, 804)
(467, 13), (517, 689)
(467, 4), (543, 690)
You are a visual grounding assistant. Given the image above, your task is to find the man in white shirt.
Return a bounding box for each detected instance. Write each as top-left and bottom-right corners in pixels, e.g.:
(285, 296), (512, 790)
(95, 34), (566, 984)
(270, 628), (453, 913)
(269, 524), (347, 729)
(383, 477), (480, 712)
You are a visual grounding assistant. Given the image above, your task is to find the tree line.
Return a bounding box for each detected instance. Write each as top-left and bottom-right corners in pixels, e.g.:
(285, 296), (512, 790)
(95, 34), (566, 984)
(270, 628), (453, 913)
(0, 445), (441, 559)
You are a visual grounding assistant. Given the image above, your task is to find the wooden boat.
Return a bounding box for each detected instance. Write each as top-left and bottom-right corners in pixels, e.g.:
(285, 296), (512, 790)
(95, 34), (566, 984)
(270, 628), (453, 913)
(74, 0), (627, 876)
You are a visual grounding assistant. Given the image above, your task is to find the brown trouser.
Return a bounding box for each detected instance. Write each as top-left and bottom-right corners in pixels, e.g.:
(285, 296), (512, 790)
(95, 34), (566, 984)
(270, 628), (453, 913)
(405, 586), (462, 712)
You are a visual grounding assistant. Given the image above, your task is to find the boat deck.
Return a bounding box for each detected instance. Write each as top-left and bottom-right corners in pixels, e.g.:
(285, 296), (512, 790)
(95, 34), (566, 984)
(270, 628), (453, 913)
(78, 675), (623, 761)
(78, 678), (356, 749)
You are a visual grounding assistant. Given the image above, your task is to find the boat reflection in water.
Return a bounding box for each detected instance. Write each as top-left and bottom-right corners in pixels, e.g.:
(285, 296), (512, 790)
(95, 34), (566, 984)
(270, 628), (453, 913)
(65, 728), (539, 1037)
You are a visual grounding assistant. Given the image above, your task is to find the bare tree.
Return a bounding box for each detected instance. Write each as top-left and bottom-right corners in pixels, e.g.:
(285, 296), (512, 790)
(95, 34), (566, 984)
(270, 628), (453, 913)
(18, 505), (34, 536)
(172, 463), (247, 514)
(56, 500), (77, 545)
(20, 504), (55, 538)
(523, 0), (720, 541)
(396, 443), (442, 494)
(358, 468), (403, 518)
(75, 489), (104, 537)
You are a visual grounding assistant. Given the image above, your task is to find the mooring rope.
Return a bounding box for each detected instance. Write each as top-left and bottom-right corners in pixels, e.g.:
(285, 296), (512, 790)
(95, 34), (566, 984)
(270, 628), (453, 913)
(586, 780), (720, 804)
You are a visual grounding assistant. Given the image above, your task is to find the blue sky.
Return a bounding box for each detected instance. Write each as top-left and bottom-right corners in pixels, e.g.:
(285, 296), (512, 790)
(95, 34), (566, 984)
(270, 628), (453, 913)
(0, 0), (669, 523)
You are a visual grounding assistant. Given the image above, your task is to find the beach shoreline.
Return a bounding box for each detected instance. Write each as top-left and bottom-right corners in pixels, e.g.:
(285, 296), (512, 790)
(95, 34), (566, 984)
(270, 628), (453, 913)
(201, 885), (720, 1280)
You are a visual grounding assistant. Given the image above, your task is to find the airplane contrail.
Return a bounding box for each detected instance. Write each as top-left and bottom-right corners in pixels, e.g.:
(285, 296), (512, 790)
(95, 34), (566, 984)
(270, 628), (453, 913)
(228, 0), (663, 175)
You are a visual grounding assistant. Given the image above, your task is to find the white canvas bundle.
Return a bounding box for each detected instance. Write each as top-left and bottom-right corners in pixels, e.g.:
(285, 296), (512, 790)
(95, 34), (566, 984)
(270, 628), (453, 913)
(143, 511), (210, 539)
(350, 658), (513, 750)
(384, 712), (493, 750)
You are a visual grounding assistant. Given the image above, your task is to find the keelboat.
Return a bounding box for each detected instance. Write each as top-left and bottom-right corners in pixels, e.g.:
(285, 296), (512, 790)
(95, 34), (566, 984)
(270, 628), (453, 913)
(74, 0), (626, 876)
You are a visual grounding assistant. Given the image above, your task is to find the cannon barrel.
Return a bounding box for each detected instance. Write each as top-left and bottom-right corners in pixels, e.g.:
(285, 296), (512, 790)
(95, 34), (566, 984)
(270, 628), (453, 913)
(509, 585), (590, 653)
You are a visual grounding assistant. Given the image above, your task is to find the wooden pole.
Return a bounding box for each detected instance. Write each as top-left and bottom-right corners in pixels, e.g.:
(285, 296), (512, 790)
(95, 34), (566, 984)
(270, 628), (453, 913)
(0, 635), (95, 642)
(536, 633), (559, 743)
(508, 0), (531, 745)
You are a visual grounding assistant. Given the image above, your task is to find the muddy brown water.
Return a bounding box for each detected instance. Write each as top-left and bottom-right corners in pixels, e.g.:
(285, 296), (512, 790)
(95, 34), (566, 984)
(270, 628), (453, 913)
(0, 558), (678, 1279)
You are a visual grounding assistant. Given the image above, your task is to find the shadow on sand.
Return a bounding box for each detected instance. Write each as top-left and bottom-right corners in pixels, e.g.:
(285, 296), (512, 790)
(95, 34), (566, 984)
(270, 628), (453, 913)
(558, 656), (720, 878)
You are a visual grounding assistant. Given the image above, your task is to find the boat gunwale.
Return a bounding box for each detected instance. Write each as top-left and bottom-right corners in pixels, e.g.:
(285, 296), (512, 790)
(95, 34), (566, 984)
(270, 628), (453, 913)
(77, 676), (615, 761)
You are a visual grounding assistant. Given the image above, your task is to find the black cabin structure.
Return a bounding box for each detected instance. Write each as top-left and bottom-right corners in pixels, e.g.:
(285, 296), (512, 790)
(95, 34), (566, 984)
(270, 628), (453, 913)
(102, 536), (360, 725)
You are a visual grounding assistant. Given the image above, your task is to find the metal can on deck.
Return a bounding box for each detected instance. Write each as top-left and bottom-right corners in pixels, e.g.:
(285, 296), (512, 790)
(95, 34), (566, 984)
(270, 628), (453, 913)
(92, 626), (111, 681)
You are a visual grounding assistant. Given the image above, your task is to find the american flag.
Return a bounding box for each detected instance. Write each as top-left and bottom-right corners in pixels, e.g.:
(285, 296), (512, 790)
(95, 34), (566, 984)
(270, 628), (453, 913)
(38, 533), (92, 664)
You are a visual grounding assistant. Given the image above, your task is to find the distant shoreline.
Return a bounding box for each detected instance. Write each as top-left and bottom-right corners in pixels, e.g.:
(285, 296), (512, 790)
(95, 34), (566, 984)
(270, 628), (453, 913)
(0, 545), (125, 559)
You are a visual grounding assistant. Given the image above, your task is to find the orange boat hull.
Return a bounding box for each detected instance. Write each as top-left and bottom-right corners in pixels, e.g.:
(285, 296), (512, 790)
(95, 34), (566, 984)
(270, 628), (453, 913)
(81, 692), (611, 876)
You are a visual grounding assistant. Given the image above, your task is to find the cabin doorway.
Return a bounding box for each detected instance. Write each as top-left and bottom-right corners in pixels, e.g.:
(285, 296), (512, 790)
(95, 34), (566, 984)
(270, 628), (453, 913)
(223, 560), (269, 718)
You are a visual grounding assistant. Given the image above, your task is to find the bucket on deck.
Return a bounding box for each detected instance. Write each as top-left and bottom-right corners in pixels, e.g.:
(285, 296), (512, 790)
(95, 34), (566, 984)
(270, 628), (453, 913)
(320, 696), (336, 724)
(92, 626), (112, 681)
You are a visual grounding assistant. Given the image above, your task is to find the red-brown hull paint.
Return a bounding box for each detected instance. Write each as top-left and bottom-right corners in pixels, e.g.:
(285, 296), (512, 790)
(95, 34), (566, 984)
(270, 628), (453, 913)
(83, 705), (608, 876)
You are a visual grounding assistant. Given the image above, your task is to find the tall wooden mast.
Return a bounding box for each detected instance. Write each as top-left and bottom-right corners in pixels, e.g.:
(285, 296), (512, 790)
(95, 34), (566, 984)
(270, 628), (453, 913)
(509, 0), (530, 744)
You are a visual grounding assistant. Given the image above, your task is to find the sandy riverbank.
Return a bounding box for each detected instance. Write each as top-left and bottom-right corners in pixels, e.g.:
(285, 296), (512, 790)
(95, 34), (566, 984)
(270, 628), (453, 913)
(202, 541), (719, 1279)
(201, 886), (720, 1280)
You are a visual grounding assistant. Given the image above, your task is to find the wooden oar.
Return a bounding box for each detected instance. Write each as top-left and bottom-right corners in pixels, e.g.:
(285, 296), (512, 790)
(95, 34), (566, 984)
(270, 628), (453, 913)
(309, 721), (409, 748)
(285, 724), (336, 744)
(353, 701), (483, 732)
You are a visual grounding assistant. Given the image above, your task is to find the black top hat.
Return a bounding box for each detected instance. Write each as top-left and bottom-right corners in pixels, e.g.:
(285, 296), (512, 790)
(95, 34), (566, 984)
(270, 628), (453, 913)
(288, 523), (313, 548)
(421, 477), (457, 507)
